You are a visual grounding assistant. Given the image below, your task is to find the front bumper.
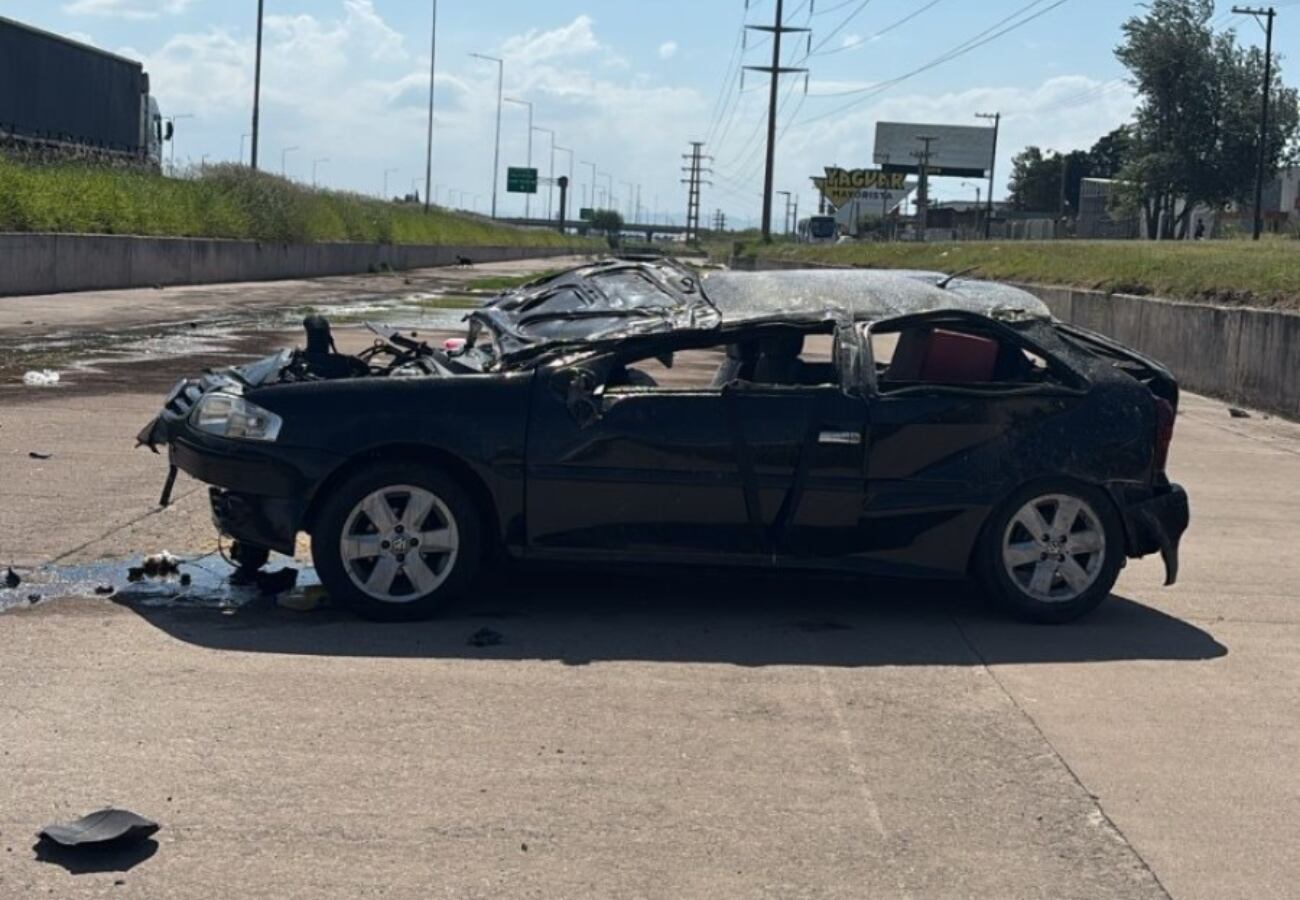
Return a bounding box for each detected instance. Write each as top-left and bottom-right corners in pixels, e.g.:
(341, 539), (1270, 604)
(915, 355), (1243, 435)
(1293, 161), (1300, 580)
(1120, 483), (1190, 586)
(164, 432), (343, 556)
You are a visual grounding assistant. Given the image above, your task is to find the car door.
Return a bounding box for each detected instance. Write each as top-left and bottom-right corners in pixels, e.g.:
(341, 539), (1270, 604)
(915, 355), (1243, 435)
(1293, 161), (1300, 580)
(854, 313), (1088, 578)
(522, 325), (869, 564)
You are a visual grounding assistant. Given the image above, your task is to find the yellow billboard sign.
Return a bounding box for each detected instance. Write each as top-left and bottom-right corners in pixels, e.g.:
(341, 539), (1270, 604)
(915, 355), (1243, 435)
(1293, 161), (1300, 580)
(812, 168), (909, 207)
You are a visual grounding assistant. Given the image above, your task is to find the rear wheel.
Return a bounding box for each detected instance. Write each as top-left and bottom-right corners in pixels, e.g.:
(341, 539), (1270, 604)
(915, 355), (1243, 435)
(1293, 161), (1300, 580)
(312, 463), (482, 621)
(978, 481), (1123, 623)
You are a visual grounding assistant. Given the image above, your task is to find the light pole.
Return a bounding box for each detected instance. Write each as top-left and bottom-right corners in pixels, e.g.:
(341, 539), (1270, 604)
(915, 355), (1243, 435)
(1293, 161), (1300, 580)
(165, 113), (193, 173)
(532, 126), (555, 219)
(976, 111), (1001, 239)
(581, 160), (597, 213)
(470, 53), (504, 218)
(504, 97), (533, 217)
(280, 145), (298, 178)
(383, 168), (399, 200)
(777, 190), (792, 234)
(313, 158), (330, 187)
(240, 133), (252, 165)
(251, 0), (264, 171)
(424, 0), (439, 213)
(603, 172), (614, 212)
(620, 181), (635, 222)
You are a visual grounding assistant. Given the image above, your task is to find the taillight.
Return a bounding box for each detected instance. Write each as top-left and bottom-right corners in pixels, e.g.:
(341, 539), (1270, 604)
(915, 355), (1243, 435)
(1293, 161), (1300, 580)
(1153, 397), (1176, 473)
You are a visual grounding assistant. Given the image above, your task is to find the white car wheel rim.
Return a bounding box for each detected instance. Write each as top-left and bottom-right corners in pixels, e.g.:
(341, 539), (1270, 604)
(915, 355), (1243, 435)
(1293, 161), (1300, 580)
(1002, 493), (1106, 604)
(340, 485), (460, 604)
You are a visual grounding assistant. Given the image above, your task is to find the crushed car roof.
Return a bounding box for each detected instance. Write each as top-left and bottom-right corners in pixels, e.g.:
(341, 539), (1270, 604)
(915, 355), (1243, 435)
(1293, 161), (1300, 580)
(699, 268), (1052, 322)
(468, 258), (1053, 361)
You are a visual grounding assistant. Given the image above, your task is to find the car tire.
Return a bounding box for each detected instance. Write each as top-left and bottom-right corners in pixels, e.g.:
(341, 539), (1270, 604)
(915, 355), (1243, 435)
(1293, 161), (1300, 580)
(977, 480), (1124, 624)
(311, 463), (483, 622)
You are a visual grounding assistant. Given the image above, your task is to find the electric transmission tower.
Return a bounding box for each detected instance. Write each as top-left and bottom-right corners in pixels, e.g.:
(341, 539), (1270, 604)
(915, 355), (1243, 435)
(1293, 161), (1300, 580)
(682, 141), (713, 243)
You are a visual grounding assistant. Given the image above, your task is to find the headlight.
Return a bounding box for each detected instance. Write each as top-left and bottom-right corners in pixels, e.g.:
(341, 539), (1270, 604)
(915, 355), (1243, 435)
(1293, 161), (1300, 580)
(191, 392), (283, 442)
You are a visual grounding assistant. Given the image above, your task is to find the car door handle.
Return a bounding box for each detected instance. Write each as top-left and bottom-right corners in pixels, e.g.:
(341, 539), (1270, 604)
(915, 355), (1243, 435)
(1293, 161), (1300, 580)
(818, 431), (862, 446)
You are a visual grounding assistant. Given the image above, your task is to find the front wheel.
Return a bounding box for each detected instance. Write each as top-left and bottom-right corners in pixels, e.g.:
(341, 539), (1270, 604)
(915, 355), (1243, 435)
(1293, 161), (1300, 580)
(312, 463), (482, 621)
(977, 481), (1123, 624)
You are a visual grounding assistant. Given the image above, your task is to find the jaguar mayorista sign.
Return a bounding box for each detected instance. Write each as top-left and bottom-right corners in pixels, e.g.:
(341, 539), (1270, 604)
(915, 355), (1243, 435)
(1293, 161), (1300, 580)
(812, 168), (910, 208)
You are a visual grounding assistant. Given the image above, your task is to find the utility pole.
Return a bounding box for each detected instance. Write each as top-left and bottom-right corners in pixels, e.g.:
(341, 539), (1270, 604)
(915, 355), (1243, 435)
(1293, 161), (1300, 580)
(746, 0), (809, 242)
(1235, 6), (1277, 240)
(913, 136), (938, 242)
(469, 54), (504, 218)
(504, 97), (533, 217)
(976, 111), (1001, 239)
(682, 141), (712, 243)
(251, 0), (265, 172)
(423, 0), (439, 213)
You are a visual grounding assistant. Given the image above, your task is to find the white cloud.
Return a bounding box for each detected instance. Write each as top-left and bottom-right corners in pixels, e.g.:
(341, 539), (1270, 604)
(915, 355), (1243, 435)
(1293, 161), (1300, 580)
(658, 41), (678, 60)
(841, 34), (862, 50)
(501, 15), (601, 66)
(64, 0), (195, 19)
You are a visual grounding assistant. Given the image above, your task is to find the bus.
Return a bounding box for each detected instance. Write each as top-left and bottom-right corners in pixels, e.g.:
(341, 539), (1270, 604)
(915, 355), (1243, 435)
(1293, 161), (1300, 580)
(796, 215), (838, 243)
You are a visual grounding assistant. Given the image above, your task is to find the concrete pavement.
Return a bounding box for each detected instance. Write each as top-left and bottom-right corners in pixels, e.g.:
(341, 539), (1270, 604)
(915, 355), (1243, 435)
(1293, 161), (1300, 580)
(0, 265), (1297, 898)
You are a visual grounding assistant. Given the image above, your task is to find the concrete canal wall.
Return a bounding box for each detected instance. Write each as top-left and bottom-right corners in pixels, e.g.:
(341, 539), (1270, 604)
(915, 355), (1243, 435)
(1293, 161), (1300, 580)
(1019, 283), (1300, 421)
(0, 233), (580, 297)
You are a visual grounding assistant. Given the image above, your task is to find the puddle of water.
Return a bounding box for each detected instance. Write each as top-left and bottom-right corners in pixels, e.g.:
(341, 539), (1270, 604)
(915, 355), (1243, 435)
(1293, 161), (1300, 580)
(0, 290), (480, 385)
(0, 553), (323, 615)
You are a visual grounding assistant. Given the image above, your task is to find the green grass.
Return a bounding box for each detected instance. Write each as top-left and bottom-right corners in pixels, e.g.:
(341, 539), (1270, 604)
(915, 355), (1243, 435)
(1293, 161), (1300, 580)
(742, 239), (1300, 309)
(0, 159), (597, 250)
(465, 269), (561, 292)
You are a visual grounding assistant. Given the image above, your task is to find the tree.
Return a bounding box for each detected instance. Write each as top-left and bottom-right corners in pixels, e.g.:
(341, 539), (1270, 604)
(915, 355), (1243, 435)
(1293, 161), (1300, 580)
(1007, 147), (1091, 213)
(1116, 0), (1300, 238)
(1087, 126), (1134, 179)
(589, 208), (624, 248)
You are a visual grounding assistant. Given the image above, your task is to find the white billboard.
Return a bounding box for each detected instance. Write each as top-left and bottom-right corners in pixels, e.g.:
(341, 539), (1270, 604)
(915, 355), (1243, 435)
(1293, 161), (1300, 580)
(873, 122), (996, 179)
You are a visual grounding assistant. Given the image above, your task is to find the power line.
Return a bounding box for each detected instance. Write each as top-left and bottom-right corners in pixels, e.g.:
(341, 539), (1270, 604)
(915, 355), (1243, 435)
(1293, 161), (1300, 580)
(794, 0), (1072, 126)
(808, 0), (878, 55)
(812, 0), (950, 57)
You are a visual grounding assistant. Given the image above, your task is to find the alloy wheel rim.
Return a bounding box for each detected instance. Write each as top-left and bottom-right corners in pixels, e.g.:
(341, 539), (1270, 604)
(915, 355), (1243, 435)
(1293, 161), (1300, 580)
(340, 485), (459, 603)
(1001, 493), (1106, 604)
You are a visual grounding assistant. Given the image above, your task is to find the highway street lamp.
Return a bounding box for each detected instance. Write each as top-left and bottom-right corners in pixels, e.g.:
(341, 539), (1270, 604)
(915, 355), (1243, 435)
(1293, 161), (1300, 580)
(620, 181), (635, 222)
(503, 97), (533, 218)
(470, 53), (504, 218)
(281, 145), (298, 178)
(251, 0), (265, 170)
(313, 158), (330, 187)
(165, 113), (193, 174)
(531, 126), (555, 219)
(383, 168), (399, 200)
(424, 0), (438, 213)
(581, 160), (598, 212)
(240, 133), (252, 166)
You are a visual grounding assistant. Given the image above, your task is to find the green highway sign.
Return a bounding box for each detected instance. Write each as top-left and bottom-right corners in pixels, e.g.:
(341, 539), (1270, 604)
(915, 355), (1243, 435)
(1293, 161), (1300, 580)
(507, 167), (538, 194)
(579, 208), (594, 220)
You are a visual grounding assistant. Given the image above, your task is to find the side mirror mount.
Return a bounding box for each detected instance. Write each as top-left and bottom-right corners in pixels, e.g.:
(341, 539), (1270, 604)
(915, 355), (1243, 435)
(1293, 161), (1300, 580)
(551, 367), (603, 428)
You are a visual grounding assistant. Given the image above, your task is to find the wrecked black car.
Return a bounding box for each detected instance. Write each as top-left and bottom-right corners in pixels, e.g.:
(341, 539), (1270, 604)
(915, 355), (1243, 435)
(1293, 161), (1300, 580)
(140, 257), (1188, 623)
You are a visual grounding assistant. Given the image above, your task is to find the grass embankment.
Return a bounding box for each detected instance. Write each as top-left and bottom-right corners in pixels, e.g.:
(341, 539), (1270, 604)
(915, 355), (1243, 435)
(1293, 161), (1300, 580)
(750, 239), (1300, 311)
(0, 159), (596, 249)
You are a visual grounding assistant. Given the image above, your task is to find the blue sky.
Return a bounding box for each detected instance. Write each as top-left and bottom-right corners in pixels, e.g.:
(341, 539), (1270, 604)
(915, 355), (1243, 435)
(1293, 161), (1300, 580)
(0, 1), (1285, 225)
